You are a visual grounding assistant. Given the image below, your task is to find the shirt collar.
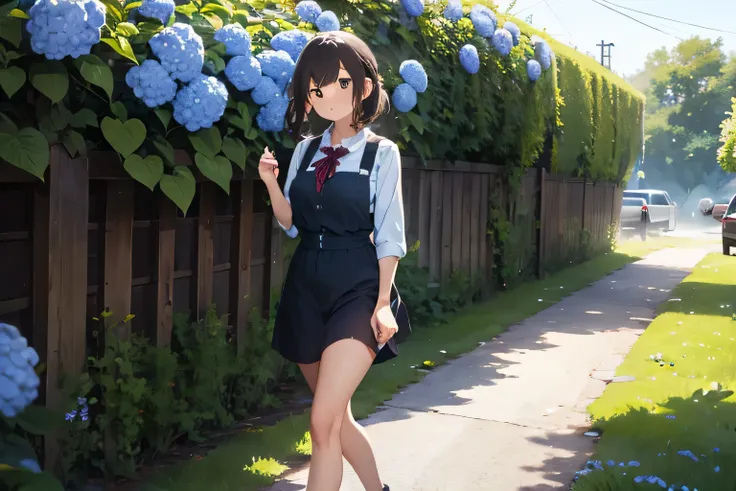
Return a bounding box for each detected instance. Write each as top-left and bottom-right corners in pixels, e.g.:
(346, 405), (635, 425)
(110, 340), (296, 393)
(320, 124), (367, 153)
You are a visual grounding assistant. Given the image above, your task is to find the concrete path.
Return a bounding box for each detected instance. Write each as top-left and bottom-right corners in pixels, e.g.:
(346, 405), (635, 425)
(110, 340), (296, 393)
(266, 247), (714, 491)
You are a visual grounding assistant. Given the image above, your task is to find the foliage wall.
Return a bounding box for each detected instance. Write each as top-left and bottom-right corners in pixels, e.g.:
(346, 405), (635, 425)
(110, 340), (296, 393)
(0, 0), (644, 218)
(718, 97), (736, 173)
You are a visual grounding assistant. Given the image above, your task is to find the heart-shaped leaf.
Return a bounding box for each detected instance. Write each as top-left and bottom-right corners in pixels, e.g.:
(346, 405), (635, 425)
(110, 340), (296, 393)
(152, 134), (175, 165)
(0, 66), (25, 98)
(195, 152), (232, 194)
(0, 16), (21, 47)
(110, 101), (128, 121)
(74, 55), (114, 101)
(160, 166), (196, 214)
(0, 128), (50, 180)
(63, 129), (86, 158)
(222, 136), (247, 170)
(70, 108), (99, 128)
(189, 127), (222, 159)
(30, 61), (69, 103)
(124, 154), (164, 191)
(154, 108), (171, 129)
(101, 117), (146, 158)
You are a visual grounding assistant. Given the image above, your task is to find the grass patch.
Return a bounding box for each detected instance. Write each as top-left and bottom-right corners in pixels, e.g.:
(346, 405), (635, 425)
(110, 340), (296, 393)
(575, 253), (736, 491)
(616, 234), (720, 259)
(143, 238), (713, 491)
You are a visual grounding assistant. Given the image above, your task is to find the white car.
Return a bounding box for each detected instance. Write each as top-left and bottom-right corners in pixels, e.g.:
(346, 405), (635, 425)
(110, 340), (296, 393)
(623, 190), (678, 232)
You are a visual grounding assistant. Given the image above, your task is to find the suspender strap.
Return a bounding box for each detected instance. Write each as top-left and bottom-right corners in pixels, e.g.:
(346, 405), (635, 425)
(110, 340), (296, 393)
(359, 134), (385, 175)
(299, 137), (322, 172)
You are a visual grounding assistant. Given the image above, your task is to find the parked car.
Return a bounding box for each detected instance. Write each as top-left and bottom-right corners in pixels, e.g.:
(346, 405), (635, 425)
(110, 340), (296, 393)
(700, 194), (736, 255)
(620, 197), (649, 240)
(622, 189), (678, 232)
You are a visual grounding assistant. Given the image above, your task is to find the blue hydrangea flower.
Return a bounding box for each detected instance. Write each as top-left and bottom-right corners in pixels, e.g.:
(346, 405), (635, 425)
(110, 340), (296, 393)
(469, 4), (496, 38)
(256, 96), (289, 132)
(0, 323), (41, 419)
(271, 29), (311, 62)
(527, 59), (541, 81)
(459, 44), (480, 74)
(492, 28), (513, 56)
(125, 59), (177, 107)
(256, 50), (295, 90)
(535, 40), (553, 70)
(503, 21), (521, 46)
(214, 24), (251, 57)
(138, 0), (174, 24)
(251, 75), (283, 106)
(225, 55), (262, 91)
(316, 10), (340, 32)
(19, 459), (42, 474)
(392, 83), (417, 113)
(150, 23), (205, 82)
(172, 74), (228, 132)
(295, 0), (322, 23)
(444, 0), (463, 21)
(26, 0), (106, 60)
(399, 60), (428, 93)
(400, 0), (424, 17)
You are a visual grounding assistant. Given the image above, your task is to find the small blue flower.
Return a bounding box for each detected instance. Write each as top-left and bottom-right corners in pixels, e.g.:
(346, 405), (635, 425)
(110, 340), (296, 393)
(0, 324), (41, 418)
(19, 459), (42, 474)
(714, 447), (720, 453)
(316, 10), (340, 32)
(400, 0), (424, 17)
(399, 60), (428, 93)
(172, 74), (229, 132)
(295, 0), (322, 23)
(392, 83), (418, 113)
(256, 50), (296, 90)
(459, 44), (480, 74)
(225, 55), (262, 91)
(214, 24), (251, 56)
(527, 59), (541, 82)
(126, 59), (177, 108)
(715, 466), (720, 473)
(271, 29), (311, 62)
(27, 0), (106, 60)
(503, 21), (521, 46)
(149, 23), (205, 82)
(534, 38), (553, 70)
(138, 0), (174, 24)
(492, 28), (513, 56)
(677, 450), (699, 462)
(628, 461), (641, 467)
(444, 0), (463, 21)
(251, 76), (283, 106)
(469, 4), (496, 37)
(256, 96), (289, 132)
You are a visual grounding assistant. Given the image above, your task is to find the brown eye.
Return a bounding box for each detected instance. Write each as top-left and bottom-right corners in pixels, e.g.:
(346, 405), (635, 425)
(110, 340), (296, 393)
(339, 78), (351, 89)
(310, 88), (324, 98)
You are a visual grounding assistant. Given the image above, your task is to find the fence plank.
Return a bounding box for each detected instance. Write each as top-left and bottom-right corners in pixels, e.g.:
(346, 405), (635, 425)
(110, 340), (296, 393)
(461, 173), (472, 274)
(32, 183), (50, 405)
(479, 174), (489, 280)
(470, 174), (481, 274)
(441, 172), (453, 279)
(156, 197), (176, 347)
(196, 183), (216, 319)
(230, 178), (254, 355)
(103, 181), (135, 338)
(451, 172), (463, 272)
(417, 171), (430, 268)
(428, 171), (442, 282)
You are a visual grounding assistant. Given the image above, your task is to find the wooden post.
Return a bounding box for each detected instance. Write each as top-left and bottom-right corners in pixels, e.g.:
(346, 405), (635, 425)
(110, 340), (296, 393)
(35, 146), (89, 471)
(156, 197), (176, 347)
(261, 210), (274, 319)
(230, 178), (254, 354)
(195, 183), (215, 319)
(102, 181), (135, 339)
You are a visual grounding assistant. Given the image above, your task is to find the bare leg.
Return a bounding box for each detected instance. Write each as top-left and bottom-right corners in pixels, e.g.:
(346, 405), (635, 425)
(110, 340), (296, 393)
(305, 339), (376, 491)
(299, 363), (383, 491)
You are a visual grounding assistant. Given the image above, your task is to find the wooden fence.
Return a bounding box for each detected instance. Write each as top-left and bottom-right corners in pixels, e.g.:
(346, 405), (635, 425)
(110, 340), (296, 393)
(0, 148), (622, 449)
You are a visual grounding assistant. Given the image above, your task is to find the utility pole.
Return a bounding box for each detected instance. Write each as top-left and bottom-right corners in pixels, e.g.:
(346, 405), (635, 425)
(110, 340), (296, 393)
(596, 40), (614, 70)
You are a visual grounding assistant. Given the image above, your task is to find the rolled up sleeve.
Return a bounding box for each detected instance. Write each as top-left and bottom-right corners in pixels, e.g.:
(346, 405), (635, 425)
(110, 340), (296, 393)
(373, 143), (407, 260)
(278, 141), (302, 238)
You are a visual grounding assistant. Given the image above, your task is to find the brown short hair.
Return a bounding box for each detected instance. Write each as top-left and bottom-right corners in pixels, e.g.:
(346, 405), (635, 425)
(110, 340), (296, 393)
(286, 31), (389, 137)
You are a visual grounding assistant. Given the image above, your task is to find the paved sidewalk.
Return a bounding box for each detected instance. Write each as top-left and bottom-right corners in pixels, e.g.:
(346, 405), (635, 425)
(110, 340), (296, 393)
(267, 248), (713, 491)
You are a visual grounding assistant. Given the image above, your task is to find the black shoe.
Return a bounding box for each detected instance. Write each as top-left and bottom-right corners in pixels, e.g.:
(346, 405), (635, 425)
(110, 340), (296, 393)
(382, 486), (390, 491)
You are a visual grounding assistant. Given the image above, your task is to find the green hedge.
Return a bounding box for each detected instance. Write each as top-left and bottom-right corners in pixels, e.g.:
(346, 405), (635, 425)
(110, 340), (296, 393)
(718, 97), (736, 173)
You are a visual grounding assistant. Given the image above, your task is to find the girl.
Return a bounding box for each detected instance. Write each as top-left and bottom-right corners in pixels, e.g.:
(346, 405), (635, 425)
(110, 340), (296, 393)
(258, 31), (406, 491)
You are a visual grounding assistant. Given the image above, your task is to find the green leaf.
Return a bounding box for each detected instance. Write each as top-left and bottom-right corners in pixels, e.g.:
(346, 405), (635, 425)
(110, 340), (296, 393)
(0, 17), (21, 47)
(63, 129), (86, 158)
(1, 470), (65, 491)
(247, 128), (258, 140)
(0, 128), (50, 180)
(116, 22), (140, 36)
(407, 112), (425, 135)
(70, 108), (99, 128)
(100, 117), (146, 158)
(228, 116), (250, 132)
(188, 127), (222, 158)
(175, 2), (198, 18)
(8, 8), (30, 19)
(2, 50), (25, 65)
(0, 66), (25, 98)
(38, 101), (72, 133)
(152, 134), (175, 165)
(160, 166), (196, 214)
(124, 154), (164, 191)
(200, 3), (233, 17)
(222, 136), (246, 170)
(100, 36), (139, 64)
(74, 55), (114, 101)
(202, 11), (224, 29)
(154, 108), (171, 129)
(99, 0), (123, 21)
(0, 113), (17, 133)
(204, 50), (226, 74)
(195, 153), (232, 194)
(13, 405), (60, 435)
(110, 101), (128, 121)
(30, 61), (69, 104)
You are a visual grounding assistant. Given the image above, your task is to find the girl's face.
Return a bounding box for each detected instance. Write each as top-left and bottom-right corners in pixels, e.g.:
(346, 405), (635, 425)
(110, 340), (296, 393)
(307, 63), (372, 122)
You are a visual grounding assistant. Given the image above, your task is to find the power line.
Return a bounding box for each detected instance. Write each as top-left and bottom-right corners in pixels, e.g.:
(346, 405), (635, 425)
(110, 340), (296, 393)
(590, 0), (682, 40)
(543, 0), (575, 40)
(600, 0), (736, 36)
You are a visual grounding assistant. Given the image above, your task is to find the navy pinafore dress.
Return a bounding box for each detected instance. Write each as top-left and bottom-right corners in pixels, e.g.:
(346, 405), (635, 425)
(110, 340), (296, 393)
(271, 135), (399, 365)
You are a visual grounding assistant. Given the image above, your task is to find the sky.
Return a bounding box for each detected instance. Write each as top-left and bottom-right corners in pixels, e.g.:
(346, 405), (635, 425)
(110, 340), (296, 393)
(494, 0), (736, 77)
